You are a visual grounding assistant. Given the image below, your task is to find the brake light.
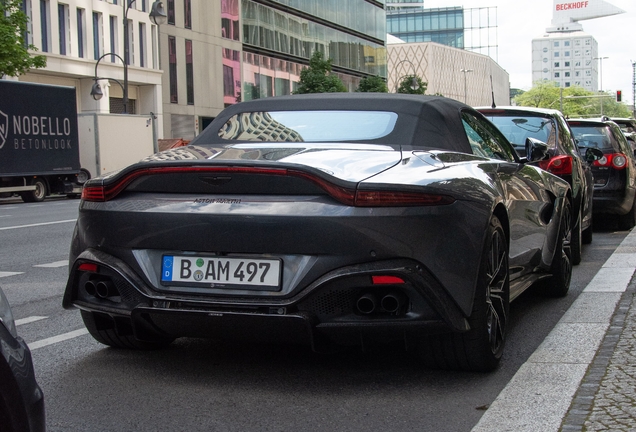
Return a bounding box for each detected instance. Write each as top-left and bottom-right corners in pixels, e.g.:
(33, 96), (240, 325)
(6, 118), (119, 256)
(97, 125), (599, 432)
(81, 166), (455, 207)
(372, 276), (405, 285)
(78, 263), (98, 272)
(593, 153), (627, 170)
(538, 155), (573, 176)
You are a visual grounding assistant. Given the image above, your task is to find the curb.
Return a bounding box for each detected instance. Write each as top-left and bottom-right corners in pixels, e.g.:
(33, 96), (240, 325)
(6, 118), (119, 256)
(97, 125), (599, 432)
(471, 228), (636, 432)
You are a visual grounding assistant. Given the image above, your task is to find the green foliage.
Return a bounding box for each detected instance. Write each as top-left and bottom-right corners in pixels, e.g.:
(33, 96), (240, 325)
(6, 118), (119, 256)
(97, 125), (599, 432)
(510, 88), (525, 100)
(356, 75), (388, 93)
(396, 75), (427, 94)
(293, 51), (347, 94)
(0, 0), (47, 77)
(514, 81), (632, 118)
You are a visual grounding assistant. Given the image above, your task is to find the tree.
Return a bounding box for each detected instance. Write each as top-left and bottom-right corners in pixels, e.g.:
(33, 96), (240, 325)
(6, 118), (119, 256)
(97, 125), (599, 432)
(514, 81), (632, 118)
(356, 75), (388, 93)
(0, 0), (46, 77)
(396, 75), (427, 94)
(293, 51), (347, 94)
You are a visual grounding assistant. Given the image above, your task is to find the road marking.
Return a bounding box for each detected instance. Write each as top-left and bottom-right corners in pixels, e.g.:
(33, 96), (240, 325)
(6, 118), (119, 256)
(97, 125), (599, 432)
(0, 219), (76, 231)
(34, 260), (69, 268)
(0, 215), (11, 218)
(15, 316), (48, 326)
(28, 328), (89, 350)
(0, 271), (24, 278)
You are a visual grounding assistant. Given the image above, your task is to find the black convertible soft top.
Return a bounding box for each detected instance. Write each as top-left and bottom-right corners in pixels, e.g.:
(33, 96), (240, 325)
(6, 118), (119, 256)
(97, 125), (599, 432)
(192, 93), (475, 154)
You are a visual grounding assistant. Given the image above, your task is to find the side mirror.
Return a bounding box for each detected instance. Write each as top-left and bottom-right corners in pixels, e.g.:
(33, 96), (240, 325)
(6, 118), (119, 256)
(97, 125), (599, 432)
(525, 137), (549, 162)
(585, 148), (604, 163)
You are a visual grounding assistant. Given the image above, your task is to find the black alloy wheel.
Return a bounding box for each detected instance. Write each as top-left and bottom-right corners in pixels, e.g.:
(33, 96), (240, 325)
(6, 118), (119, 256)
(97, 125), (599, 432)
(540, 199), (573, 298)
(418, 215), (509, 372)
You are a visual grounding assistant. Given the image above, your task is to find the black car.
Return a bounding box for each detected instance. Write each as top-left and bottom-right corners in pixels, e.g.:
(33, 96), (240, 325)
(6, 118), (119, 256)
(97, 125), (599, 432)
(64, 94), (573, 372)
(606, 117), (636, 156)
(0, 286), (45, 432)
(568, 118), (636, 229)
(478, 106), (598, 264)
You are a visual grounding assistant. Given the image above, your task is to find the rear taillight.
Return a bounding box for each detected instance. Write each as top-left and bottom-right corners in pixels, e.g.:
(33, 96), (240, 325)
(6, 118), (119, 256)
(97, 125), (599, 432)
(538, 155), (573, 176)
(372, 275), (405, 285)
(593, 153), (627, 170)
(81, 166), (455, 207)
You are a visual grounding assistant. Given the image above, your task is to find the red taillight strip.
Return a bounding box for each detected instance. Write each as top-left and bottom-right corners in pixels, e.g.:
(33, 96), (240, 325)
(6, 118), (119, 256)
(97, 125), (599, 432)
(372, 275), (405, 285)
(81, 166), (455, 207)
(78, 262), (98, 272)
(593, 153), (627, 170)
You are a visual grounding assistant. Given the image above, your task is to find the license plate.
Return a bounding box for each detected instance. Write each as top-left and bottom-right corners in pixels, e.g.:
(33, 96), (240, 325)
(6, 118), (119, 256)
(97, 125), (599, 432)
(161, 255), (281, 288)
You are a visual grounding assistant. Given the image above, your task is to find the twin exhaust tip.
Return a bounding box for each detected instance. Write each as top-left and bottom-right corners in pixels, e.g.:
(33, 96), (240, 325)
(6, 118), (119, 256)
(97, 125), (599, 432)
(356, 292), (406, 315)
(84, 279), (118, 299)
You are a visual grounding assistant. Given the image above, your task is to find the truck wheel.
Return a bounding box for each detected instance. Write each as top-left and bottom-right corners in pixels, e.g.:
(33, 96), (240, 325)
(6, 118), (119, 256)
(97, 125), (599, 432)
(20, 179), (47, 203)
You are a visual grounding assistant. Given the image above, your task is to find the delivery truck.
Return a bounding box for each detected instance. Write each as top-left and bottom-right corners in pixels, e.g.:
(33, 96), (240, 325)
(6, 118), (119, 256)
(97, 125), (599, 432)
(0, 80), (85, 202)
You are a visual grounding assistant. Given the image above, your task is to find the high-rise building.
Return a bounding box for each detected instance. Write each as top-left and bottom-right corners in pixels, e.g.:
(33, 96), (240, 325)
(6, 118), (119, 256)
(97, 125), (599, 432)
(531, 0), (625, 91)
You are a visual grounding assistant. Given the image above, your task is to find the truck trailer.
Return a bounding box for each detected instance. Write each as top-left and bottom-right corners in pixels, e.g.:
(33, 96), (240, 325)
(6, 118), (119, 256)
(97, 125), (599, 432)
(0, 80), (85, 202)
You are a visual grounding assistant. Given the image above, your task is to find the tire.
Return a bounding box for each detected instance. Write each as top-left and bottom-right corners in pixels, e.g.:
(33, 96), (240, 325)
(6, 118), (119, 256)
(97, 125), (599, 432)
(418, 215), (509, 372)
(539, 199), (573, 298)
(618, 194), (636, 230)
(582, 220), (593, 245)
(20, 178), (47, 203)
(81, 310), (173, 350)
(571, 210), (582, 266)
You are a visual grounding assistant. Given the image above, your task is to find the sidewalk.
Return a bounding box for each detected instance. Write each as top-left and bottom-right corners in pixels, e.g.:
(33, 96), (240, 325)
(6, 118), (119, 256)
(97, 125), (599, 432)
(472, 228), (636, 432)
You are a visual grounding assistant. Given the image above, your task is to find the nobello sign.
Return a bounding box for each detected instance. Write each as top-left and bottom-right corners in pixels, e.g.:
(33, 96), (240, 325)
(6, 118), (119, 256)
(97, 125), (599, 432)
(556, 2), (589, 11)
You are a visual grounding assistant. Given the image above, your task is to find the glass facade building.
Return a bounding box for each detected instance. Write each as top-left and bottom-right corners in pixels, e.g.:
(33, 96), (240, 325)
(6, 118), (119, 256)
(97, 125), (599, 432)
(239, 0), (386, 101)
(386, 7), (464, 47)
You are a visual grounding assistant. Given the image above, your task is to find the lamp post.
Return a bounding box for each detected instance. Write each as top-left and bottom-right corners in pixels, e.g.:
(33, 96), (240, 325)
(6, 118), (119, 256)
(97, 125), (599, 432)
(460, 68), (473, 104)
(593, 56), (609, 115)
(90, 0), (167, 114)
(394, 59), (419, 93)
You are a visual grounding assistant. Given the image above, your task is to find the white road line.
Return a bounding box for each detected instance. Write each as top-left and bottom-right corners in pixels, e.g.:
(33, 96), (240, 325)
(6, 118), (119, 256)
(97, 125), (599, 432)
(28, 328), (89, 350)
(15, 316), (48, 326)
(0, 219), (76, 231)
(0, 271), (24, 278)
(34, 260), (69, 268)
(0, 215), (11, 218)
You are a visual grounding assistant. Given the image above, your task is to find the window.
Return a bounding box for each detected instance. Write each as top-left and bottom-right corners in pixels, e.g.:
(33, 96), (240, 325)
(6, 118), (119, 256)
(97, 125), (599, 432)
(575, 71), (580, 77)
(93, 12), (102, 59)
(554, 62), (560, 68)
(40, 0), (49, 52)
(554, 41), (559, 47)
(555, 72), (560, 78)
(565, 51), (570, 57)
(574, 50), (580, 56)
(109, 15), (117, 63)
(575, 61), (581, 67)
(77, 8), (86, 58)
(58, 3), (69, 55)
(565, 82), (571, 87)
(186, 40), (194, 104)
(151, 25), (157, 68)
(184, 0), (191, 29)
(168, 36), (177, 103)
(221, 0), (239, 41)
(167, 0), (175, 25)
(461, 112), (512, 161)
(565, 61), (570, 67)
(564, 41), (570, 46)
(565, 72), (570, 77)
(554, 52), (560, 58)
(585, 39), (591, 45)
(126, 18), (134, 65)
(139, 23), (146, 67)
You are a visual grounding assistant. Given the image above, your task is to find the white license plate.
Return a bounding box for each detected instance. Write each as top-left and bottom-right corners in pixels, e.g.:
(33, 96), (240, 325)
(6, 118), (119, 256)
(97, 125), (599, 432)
(161, 255), (281, 288)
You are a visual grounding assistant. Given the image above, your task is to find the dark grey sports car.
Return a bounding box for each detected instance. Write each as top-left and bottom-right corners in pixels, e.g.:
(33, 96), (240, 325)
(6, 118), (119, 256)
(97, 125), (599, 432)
(63, 94), (572, 372)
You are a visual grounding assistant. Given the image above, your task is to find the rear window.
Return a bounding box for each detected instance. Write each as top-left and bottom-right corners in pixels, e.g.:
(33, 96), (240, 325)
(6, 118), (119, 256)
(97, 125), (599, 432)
(569, 125), (616, 150)
(218, 110), (399, 142)
(483, 114), (556, 149)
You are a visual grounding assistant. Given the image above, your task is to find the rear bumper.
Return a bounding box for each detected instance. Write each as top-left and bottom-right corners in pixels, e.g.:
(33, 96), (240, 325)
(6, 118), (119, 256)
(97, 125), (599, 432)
(65, 249), (471, 349)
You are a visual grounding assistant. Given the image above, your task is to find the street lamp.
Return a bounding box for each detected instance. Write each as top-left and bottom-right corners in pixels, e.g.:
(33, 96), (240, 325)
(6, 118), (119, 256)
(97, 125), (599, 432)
(593, 56), (609, 115)
(460, 68), (473, 104)
(393, 59), (419, 93)
(90, 1), (167, 114)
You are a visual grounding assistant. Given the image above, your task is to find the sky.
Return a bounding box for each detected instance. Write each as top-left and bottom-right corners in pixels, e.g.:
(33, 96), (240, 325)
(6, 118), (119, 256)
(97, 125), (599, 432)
(424, 0), (635, 104)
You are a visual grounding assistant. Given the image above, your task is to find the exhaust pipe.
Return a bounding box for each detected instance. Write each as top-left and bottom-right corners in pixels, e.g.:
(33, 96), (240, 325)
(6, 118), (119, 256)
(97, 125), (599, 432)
(95, 280), (116, 299)
(381, 292), (406, 314)
(84, 280), (97, 297)
(356, 293), (377, 314)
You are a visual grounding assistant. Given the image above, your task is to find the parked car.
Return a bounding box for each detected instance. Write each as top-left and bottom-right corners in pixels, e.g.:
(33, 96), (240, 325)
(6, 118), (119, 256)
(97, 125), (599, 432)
(568, 118), (636, 229)
(605, 117), (636, 156)
(0, 286), (45, 432)
(64, 94), (573, 372)
(477, 106), (599, 263)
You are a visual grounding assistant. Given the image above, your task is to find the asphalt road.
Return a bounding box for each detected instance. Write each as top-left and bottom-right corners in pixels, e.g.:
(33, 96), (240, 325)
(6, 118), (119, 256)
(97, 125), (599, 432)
(0, 197), (628, 432)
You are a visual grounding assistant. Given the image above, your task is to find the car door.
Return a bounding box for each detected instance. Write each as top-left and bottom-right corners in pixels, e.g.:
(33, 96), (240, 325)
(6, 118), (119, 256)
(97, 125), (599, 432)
(461, 111), (553, 279)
